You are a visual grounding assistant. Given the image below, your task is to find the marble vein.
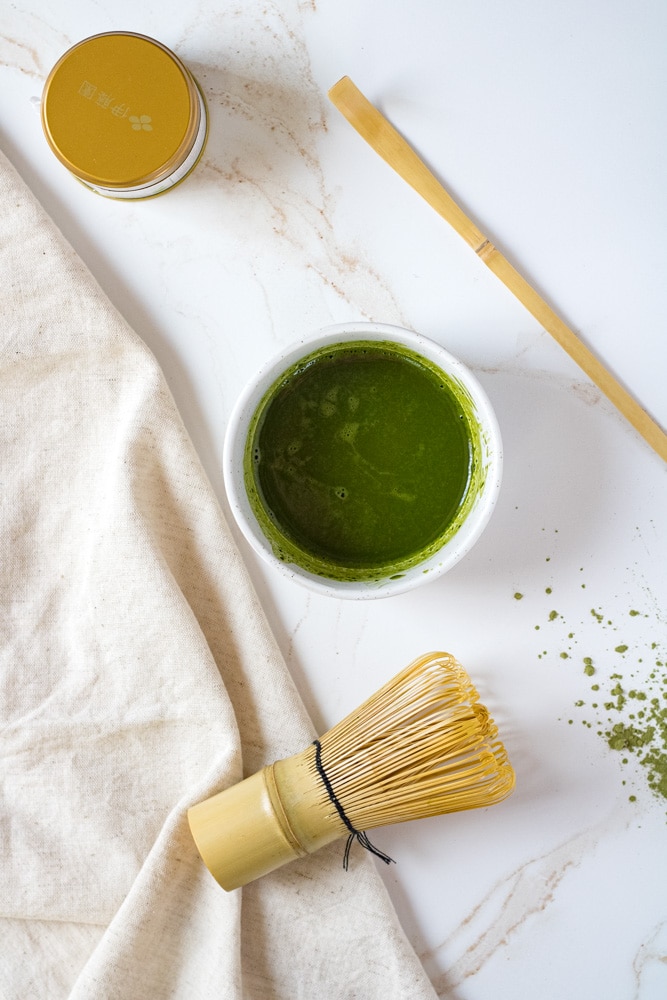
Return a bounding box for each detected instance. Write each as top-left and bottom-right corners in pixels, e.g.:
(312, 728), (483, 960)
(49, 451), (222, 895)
(429, 811), (631, 993)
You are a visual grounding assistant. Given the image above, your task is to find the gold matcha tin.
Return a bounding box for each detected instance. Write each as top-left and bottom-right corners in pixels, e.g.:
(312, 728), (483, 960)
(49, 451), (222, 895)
(41, 31), (208, 199)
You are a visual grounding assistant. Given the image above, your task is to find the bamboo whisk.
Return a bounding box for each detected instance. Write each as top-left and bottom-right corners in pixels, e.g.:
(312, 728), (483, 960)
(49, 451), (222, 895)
(187, 652), (514, 891)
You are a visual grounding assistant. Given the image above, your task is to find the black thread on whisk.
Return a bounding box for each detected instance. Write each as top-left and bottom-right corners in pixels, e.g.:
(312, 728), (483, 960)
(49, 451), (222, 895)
(313, 739), (395, 870)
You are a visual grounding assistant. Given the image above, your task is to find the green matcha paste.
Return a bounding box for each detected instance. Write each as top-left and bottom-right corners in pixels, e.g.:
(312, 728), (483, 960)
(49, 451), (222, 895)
(245, 340), (482, 581)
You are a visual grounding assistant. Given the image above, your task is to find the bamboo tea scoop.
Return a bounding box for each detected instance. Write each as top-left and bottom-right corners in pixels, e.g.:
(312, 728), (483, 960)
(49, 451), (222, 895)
(328, 75), (667, 464)
(188, 652), (514, 891)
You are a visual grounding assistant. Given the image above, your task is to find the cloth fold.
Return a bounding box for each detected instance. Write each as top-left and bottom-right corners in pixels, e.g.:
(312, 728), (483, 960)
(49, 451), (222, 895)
(0, 149), (438, 999)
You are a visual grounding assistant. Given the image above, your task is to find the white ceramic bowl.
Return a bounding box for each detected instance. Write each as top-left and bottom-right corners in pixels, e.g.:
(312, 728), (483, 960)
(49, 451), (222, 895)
(223, 322), (502, 599)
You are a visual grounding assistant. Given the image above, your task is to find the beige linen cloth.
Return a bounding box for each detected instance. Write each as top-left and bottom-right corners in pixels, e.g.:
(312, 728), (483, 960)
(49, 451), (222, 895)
(0, 149), (438, 1000)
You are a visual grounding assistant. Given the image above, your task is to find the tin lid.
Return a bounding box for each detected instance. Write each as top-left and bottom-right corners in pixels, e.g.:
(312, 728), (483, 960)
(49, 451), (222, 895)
(41, 32), (202, 189)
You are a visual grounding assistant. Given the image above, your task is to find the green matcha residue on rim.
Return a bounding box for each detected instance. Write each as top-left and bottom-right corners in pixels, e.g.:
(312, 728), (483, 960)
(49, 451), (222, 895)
(243, 340), (484, 582)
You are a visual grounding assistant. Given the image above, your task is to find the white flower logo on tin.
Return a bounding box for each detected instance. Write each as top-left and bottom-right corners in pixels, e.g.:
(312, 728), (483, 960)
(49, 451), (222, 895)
(129, 115), (153, 131)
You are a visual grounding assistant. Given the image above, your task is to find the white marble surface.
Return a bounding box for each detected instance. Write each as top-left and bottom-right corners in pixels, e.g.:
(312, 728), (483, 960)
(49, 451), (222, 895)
(2, 2), (667, 997)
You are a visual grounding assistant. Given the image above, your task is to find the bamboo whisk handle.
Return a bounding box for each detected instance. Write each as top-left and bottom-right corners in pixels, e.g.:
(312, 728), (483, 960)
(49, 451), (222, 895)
(187, 749), (346, 892)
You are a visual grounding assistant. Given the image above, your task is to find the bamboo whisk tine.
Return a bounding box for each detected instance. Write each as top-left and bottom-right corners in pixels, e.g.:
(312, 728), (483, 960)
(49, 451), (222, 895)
(188, 652), (514, 891)
(314, 653), (514, 830)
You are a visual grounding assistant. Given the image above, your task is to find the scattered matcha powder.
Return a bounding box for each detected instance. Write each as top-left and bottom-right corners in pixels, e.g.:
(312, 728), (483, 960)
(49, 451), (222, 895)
(512, 581), (667, 811)
(575, 621), (667, 809)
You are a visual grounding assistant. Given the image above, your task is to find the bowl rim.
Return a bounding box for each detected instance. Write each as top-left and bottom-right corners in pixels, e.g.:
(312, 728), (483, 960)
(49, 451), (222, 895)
(223, 321), (503, 600)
